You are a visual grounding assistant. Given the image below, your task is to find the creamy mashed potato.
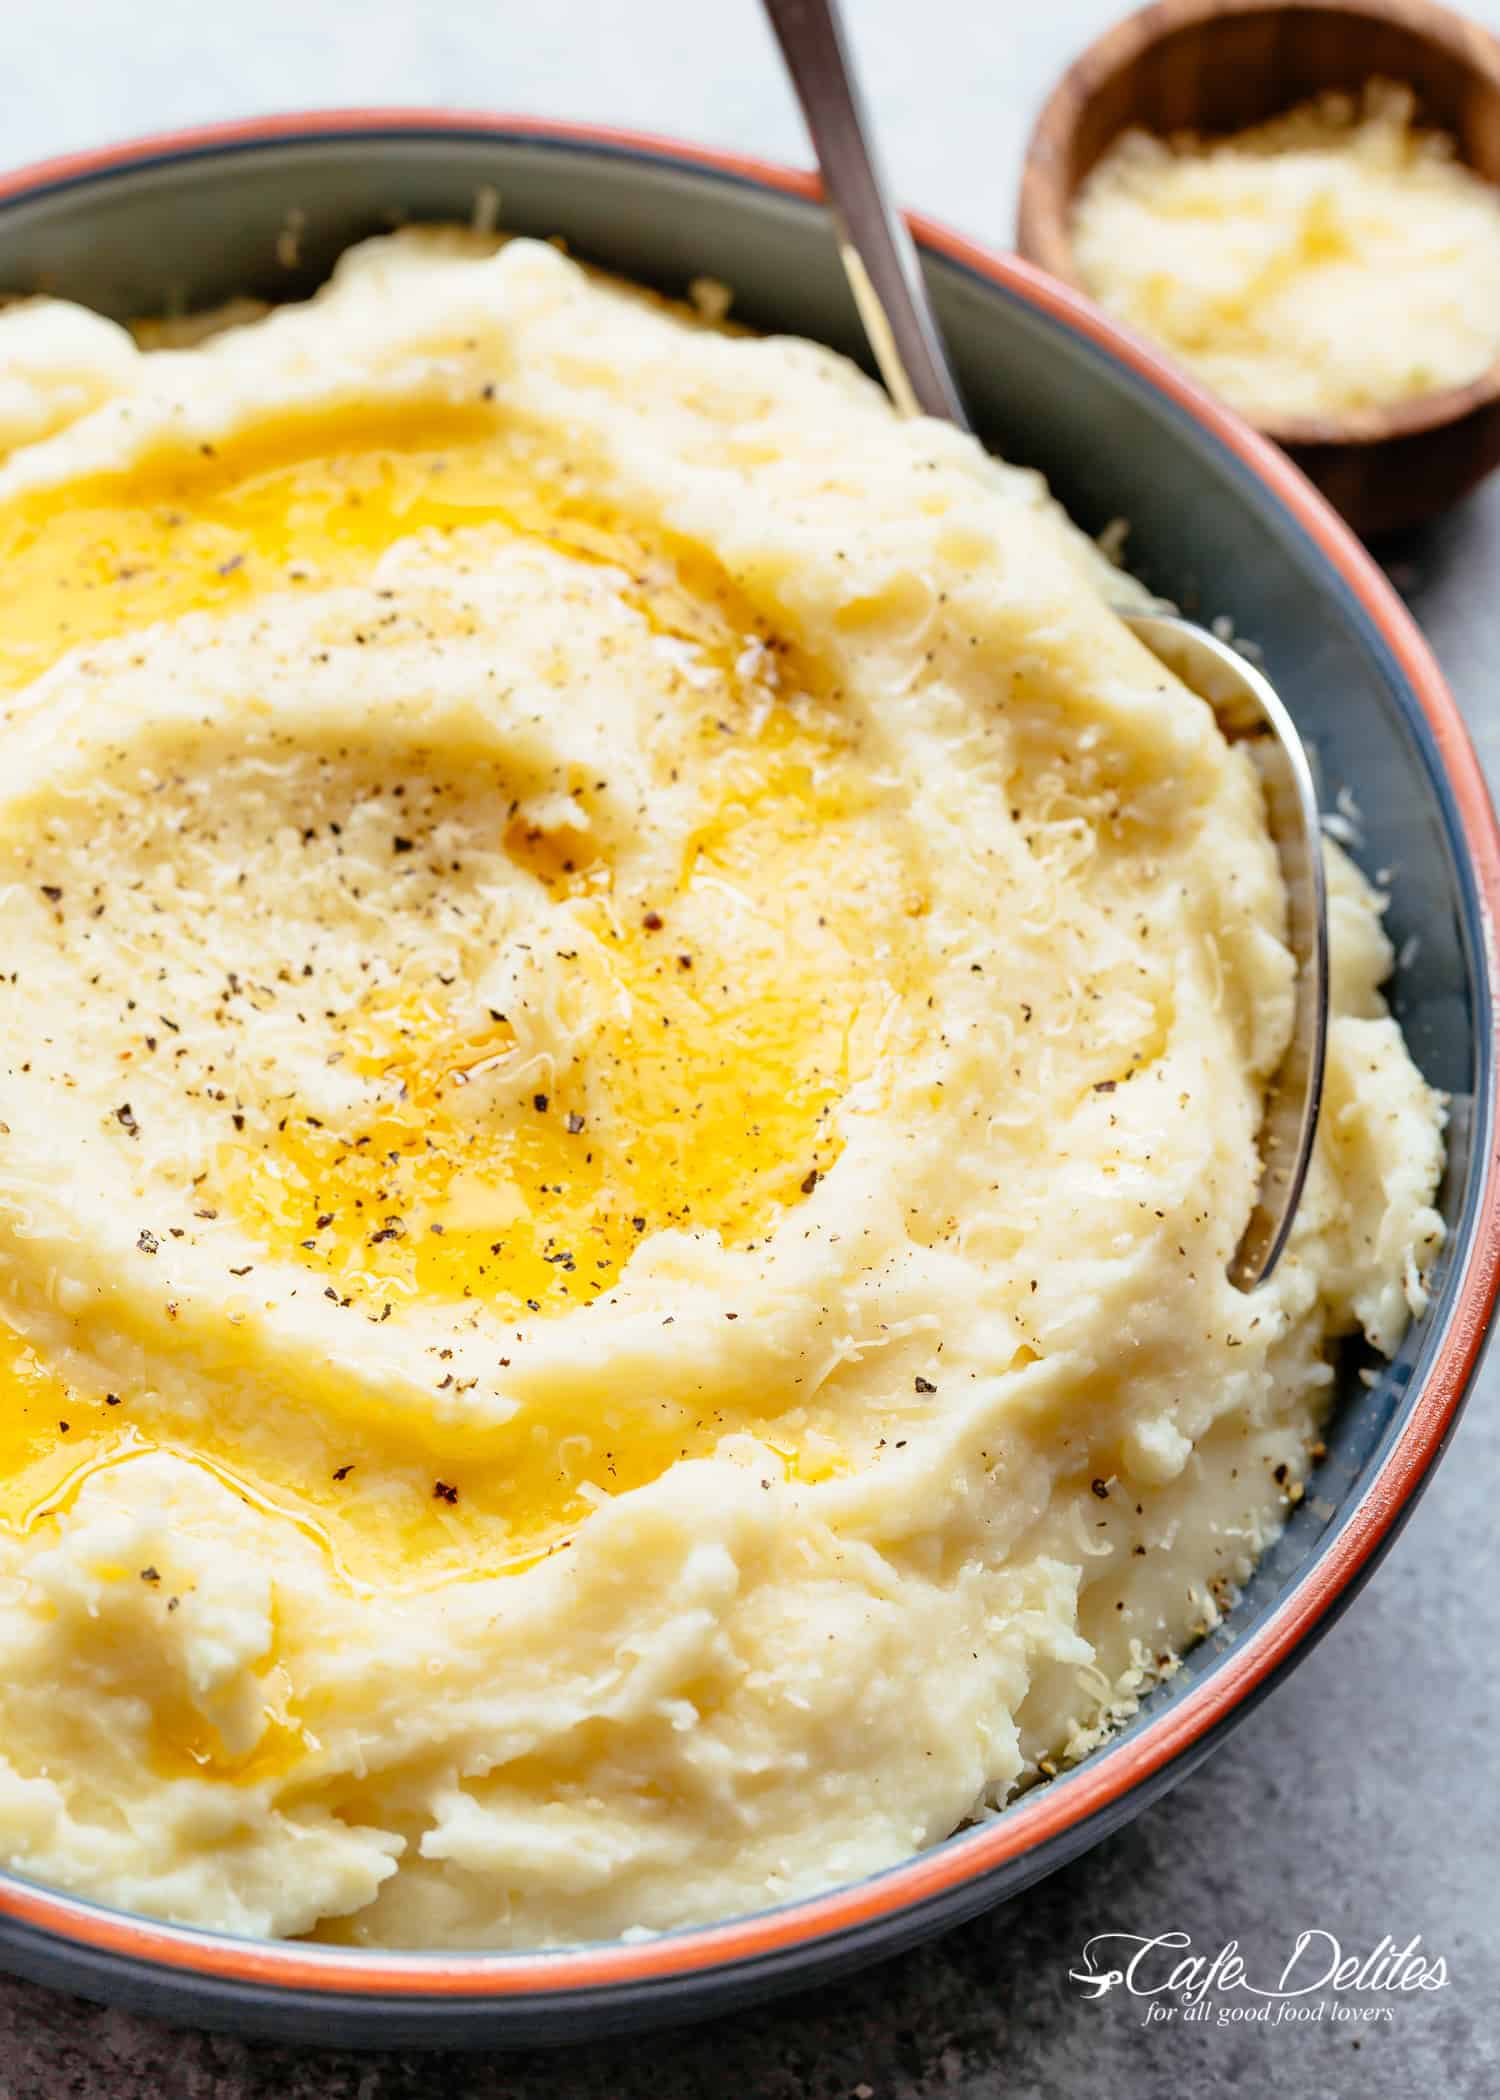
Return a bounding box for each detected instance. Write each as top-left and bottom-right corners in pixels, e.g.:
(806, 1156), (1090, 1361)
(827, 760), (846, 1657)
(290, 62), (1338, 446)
(0, 231), (1445, 1947)
(1073, 81), (1500, 422)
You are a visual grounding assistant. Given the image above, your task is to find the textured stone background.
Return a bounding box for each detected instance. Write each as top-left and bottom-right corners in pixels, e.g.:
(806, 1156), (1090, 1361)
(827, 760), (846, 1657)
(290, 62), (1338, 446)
(0, 3), (1496, 2094)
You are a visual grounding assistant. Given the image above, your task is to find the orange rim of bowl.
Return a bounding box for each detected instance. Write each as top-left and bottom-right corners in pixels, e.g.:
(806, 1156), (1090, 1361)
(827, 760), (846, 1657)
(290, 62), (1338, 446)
(0, 109), (1494, 2004)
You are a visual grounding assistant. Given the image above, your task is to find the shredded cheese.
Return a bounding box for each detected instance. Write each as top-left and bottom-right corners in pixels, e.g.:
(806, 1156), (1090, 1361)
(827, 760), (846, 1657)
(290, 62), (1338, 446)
(1073, 80), (1500, 421)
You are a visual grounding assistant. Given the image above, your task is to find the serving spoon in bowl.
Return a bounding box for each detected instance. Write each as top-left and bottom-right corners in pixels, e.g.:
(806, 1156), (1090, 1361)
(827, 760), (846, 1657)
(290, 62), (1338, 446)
(762, 0), (1329, 1291)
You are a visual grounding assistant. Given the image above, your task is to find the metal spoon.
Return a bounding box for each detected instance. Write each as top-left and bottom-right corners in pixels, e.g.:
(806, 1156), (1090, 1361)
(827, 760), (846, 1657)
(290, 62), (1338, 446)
(762, 0), (1328, 1290)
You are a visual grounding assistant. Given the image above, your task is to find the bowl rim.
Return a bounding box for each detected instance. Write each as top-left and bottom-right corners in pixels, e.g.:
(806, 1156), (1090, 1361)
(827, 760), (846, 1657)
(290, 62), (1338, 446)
(0, 105), (1495, 2008)
(1014, 0), (1500, 449)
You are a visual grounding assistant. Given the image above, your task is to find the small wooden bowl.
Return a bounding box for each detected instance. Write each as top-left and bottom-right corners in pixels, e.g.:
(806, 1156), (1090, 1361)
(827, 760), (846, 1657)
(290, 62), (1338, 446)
(1017, 0), (1500, 537)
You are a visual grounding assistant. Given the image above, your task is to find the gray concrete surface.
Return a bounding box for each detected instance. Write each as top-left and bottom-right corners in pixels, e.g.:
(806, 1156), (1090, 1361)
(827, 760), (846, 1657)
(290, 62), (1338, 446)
(0, 4), (1496, 2094)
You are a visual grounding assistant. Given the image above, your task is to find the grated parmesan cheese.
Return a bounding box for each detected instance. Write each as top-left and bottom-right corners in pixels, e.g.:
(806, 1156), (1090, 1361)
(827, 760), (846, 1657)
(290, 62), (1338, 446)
(1072, 80), (1500, 422)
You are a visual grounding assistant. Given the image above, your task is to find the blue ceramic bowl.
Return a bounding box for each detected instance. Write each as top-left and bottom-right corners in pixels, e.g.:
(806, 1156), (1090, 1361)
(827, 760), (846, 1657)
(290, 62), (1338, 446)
(0, 113), (1494, 2047)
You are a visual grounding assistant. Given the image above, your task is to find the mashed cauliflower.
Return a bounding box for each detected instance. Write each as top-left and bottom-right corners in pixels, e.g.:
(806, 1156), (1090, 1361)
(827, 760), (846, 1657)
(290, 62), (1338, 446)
(0, 231), (1445, 1947)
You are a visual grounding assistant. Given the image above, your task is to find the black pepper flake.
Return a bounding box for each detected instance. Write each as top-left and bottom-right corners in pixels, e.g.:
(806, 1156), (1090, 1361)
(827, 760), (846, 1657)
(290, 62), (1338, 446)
(229, 1263), (253, 1277)
(533, 1093), (549, 1113)
(1093, 1080), (1117, 1094)
(433, 1480), (459, 1505)
(642, 910), (663, 930)
(677, 954), (693, 970)
(115, 1103), (140, 1138)
(139, 1565), (160, 1584)
(58, 1420), (70, 1435)
(1091, 1478), (1110, 1500)
(565, 1111), (585, 1134)
(392, 836), (415, 854)
(800, 1168), (820, 1195)
(1273, 1462), (1289, 1486)
(136, 1229), (159, 1255)
(332, 1464), (354, 1482)
(104, 1393), (121, 1407)
(39, 885), (62, 904)
(915, 1375), (937, 1394)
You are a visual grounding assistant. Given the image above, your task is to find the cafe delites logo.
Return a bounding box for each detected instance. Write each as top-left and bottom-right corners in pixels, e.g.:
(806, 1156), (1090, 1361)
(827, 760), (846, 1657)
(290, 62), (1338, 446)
(1069, 1928), (1450, 2028)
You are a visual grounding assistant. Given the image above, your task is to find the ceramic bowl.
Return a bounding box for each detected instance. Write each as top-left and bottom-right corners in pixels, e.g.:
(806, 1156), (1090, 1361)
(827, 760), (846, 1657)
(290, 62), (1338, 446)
(0, 113), (1494, 2047)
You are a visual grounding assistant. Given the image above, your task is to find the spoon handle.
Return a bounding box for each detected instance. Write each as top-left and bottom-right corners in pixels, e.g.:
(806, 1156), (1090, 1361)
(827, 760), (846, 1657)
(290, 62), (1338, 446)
(764, 0), (1326, 1294)
(762, 0), (971, 428)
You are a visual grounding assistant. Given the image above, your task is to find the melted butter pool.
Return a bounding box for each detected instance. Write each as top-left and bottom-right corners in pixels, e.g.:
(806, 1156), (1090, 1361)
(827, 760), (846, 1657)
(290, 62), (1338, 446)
(0, 406), (894, 1658)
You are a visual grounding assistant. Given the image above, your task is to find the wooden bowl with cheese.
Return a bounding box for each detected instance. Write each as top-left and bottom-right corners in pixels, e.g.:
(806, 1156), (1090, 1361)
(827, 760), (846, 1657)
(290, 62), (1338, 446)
(1017, 0), (1500, 536)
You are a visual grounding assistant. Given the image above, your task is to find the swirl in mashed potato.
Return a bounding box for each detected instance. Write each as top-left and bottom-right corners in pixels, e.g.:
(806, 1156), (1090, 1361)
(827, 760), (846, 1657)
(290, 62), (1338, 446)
(0, 232), (1444, 1947)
